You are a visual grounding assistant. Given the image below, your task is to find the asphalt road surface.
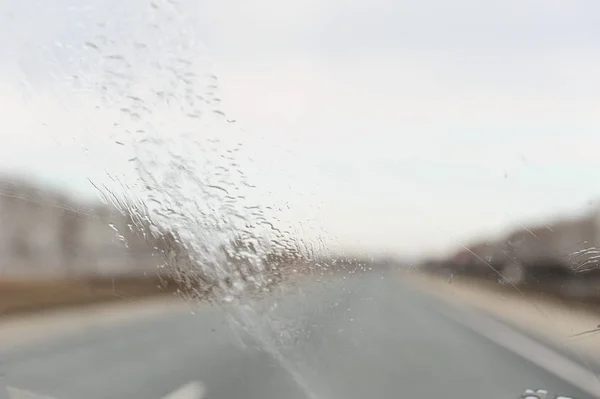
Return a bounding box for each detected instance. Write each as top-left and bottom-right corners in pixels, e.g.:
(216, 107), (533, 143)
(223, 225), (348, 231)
(1, 272), (598, 399)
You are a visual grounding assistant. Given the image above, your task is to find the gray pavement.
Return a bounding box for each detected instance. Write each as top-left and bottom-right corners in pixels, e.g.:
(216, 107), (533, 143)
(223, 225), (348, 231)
(0, 272), (596, 399)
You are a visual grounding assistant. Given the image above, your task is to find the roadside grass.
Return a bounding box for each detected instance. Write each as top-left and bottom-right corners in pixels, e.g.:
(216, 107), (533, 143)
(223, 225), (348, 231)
(0, 276), (180, 317)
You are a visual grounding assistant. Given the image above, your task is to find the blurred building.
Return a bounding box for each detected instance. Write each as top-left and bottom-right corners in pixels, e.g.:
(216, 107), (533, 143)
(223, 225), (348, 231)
(444, 207), (600, 283)
(0, 177), (159, 277)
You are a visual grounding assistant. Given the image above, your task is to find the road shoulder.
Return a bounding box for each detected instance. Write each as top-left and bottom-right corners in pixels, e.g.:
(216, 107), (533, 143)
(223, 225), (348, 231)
(403, 270), (600, 379)
(0, 296), (191, 352)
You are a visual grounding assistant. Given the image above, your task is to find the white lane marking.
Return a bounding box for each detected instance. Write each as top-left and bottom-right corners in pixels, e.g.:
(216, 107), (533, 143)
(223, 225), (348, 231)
(6, 382), (207, 399)
(162, 381), (206, 399)
(6, 386), (57, 399)
(436, 304), (600, 398)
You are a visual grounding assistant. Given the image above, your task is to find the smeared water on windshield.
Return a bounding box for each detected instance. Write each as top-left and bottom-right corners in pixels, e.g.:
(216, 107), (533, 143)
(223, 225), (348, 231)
(7, 0), (332, 396)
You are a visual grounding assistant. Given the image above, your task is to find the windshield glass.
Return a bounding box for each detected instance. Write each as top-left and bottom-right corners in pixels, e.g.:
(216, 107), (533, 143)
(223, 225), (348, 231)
(1, 1), (599, 399)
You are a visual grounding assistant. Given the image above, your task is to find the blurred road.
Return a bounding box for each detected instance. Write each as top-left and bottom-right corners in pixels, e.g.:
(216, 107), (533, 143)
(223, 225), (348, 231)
(1, 272), (598, 399)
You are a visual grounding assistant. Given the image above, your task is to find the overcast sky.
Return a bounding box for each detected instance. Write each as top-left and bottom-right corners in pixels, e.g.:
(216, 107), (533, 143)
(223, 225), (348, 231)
(1, 0), (600, 258)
